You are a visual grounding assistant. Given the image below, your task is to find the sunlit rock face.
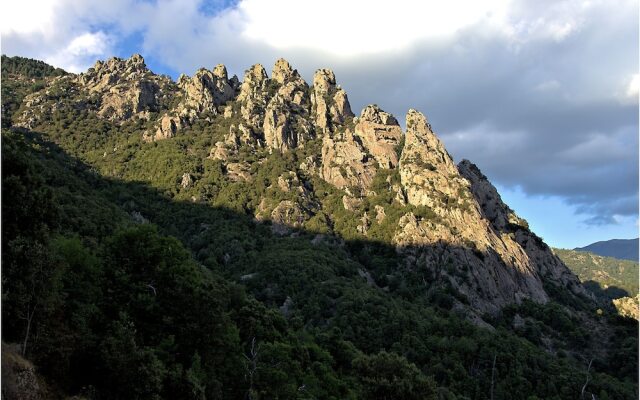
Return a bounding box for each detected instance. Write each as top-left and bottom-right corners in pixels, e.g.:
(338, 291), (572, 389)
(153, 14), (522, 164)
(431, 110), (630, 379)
(79, 54), (170, 122)
(311, 68), (354, 133)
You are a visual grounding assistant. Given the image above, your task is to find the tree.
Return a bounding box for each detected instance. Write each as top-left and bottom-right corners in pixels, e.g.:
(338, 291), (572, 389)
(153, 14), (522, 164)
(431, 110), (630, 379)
(353, 351), (437, 400)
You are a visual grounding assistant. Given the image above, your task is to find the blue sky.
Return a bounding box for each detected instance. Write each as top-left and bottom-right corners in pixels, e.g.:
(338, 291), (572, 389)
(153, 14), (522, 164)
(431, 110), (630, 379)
(2, 0), (638, 249)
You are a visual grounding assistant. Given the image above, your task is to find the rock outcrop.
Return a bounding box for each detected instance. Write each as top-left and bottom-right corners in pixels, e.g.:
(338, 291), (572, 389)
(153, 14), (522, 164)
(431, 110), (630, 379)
(10, 54), (592, 316)
(145, 64), (239, 142)
(238, 63), (270, 130)
(394, 109), (570, 313)
(263, 59), (314, 151)
(263, 93), (313, 151)
(311, 68), (354, 132)
(319, 105), (401, 192)
(355, 105), (402, 168)
(78, 54), (172, 122)
(458, 159), (586, 298)
(270, 200), (311, 235)
(613, 295), (639, 319)
(176, 65), (235, 116)
(320, 127), (377, 191)
(399, 109), (466, 210)
(2, 342), (49, 400)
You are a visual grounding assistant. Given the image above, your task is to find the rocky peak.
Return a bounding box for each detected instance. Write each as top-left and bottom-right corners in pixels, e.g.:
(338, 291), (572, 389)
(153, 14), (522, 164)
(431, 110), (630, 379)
(313, 69), (336, 94)
(457, 159), (514, 231)
(238, 64), (269, 102)
(146, 64), (237, 142)
(399, 109), (461, 208)
(126, 53), (146, 70)
(393, 124), (588, 313)
(359, 104), (398, 126)
(178, 67), (235, 114)
(261, 60), (314, 151)
(213, 63), (228, 80)
(311, 68), (354, 132)
(354, 105), (402, 169)
(81, 54), (150, 90)
(319, 104), (402, 192)
(77, 54), (171, 122)
(236, 64), (270, 132)
(272, 58), (300, 84)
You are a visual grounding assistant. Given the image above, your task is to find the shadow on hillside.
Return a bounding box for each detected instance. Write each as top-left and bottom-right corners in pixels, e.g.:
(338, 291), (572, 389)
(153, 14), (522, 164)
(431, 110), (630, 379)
(11, 128), (613, 321)
(583, 280), (630, 300)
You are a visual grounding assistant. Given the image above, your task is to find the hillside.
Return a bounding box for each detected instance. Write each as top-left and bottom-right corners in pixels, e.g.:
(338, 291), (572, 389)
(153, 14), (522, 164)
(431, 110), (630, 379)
(555, 248), (639, 299)
(2, 54), (637, 400)
(555, 248), (638, 319)
(575, 238), (639, 262)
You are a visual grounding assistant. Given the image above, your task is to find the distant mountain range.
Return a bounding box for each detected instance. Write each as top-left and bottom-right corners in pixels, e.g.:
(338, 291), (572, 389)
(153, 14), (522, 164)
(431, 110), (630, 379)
(575, 238), (639, 262)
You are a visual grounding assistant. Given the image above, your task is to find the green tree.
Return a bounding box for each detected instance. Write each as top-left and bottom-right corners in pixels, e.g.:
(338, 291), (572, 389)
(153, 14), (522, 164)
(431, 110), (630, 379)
(354, 351), (437, 400)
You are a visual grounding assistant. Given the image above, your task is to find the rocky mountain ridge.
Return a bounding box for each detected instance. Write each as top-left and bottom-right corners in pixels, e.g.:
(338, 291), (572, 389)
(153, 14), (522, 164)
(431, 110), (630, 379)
(4, 54), (637, 400)
(12, 54), (587, 315)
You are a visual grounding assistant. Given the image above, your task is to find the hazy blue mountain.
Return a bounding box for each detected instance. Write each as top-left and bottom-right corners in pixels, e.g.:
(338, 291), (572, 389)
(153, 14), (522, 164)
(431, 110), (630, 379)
(575, 238), (639, 262)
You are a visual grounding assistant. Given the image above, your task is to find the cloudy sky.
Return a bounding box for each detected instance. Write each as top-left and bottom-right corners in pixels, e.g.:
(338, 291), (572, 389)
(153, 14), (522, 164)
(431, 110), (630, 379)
(2, 0), (638, 248)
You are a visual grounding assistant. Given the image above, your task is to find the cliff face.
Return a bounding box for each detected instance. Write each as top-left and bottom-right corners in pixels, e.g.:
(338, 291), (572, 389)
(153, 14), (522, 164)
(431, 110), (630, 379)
(12, 54), (588, 315)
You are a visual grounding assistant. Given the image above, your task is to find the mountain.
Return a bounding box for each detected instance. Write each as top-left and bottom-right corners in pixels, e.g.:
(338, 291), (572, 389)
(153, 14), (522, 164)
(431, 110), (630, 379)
(575, 238), (639, 262)
(555, 248), (639, 319)
(555, 248), (639, 298)
(2, 54), (637, 399)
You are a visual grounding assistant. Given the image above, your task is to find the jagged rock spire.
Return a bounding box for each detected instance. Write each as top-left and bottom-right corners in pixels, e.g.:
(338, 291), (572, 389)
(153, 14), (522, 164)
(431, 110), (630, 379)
(272, 58), (300, 84)
(311, 68), (354, 132)
(213, 64), (228, 80)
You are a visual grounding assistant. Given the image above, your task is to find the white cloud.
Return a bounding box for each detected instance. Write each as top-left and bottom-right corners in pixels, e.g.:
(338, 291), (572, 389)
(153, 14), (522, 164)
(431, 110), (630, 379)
(45, 32), (112, 73)
(238, 0), (510, 56)
(0, 1), (57, 36)
(1, 0), (117, 71)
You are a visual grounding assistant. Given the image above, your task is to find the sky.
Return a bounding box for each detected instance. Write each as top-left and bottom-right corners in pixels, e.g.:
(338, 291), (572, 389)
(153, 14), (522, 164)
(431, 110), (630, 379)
(1, 0), (638, 248)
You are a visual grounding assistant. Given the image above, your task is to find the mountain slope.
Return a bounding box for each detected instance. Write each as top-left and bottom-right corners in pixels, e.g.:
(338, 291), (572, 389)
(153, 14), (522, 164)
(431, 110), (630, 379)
(575, 238), (639, 262)
(555, 248), (639, 298)
(2, 54), (637, 400)
(10, 54), (586, 314)
(555, 248), (639, 319)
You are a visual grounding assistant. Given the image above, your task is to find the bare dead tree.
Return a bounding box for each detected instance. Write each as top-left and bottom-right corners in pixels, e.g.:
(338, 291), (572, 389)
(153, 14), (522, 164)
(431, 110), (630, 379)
(20, 263), (44, 356)
(19, 303), (37, 356)
(244, 337), (260, 400)
(581, 357), (594, 399)
(145, 283), (157, 296)
(490, 354), (497, 400)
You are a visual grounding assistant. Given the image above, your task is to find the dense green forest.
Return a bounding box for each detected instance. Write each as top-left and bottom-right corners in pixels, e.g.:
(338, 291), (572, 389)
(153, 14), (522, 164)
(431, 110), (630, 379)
(2, 55), (638, 399)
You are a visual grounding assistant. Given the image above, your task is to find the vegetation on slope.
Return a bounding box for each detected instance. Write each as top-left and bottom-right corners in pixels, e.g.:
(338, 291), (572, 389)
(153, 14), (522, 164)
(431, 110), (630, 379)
(1, 55), (66, 128)
(555, 248), (639, 299)
(2, 56), (638, 400)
